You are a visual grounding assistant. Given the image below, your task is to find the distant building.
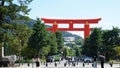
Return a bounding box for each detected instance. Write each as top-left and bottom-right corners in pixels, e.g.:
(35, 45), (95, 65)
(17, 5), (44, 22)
(64, 37), (75, 44)
(64, 46), (71, 49)
(64, 37), (75, 42)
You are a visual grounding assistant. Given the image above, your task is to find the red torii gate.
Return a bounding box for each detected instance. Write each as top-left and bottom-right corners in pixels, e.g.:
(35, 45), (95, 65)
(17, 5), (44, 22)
(41, 18), (101, 39)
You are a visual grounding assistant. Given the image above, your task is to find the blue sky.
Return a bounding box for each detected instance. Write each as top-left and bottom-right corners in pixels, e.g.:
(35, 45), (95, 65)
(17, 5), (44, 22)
(28, 0), (120, 38)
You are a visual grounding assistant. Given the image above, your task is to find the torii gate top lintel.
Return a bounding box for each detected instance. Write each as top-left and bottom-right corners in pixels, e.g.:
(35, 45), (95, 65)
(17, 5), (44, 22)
(41, 18), (101, 24)
(41, 18), (101, 39)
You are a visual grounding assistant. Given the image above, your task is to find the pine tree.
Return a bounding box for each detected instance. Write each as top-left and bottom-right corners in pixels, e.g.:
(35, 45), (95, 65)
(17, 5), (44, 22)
(82, 28), (102, 57)
(28, 18), (48, 57)
(55, 30), (64, 53)
(48, 32), (58, 55)
(89, 28), (102, 57)
(0, 0), (32, 25)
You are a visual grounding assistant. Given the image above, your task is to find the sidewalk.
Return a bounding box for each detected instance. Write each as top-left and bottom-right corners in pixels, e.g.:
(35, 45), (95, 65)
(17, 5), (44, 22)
(1, 63), (120, 68)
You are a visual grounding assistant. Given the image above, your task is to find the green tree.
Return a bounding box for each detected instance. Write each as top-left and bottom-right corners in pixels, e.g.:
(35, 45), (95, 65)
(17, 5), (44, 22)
(13, 23), (32, 56)
(116, 37), (120, 45)
(0, 23), (32, 56)
(0, 0), (32, 56)
(102, 27), (120, 46)
(114, 46), (120, 57)
(75, 39), (84, 45)
(68, 48), (75, 57)
(13, 23), (32, 44)
(82, 28), (102, 57)
(55, 30), (64, 53)
(102, 27), (120, 60)
(21, 46), (36, 58)
(90, 28), (102, 57)
(1, 23), (18, 55)
(74, 46), (82, 57)
(28, 19), (48, 57)
(82, 37), (90, 56)
(48, 32), (58, 55)
(0, 0), (32, 26)
(63, 47), (69, 58)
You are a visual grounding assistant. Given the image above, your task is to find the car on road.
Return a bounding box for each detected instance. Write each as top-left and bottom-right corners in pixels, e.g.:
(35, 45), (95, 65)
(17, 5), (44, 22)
(0, 57), (10, 67)
(84, 57), (93, 63)
(46, 56), (54, 62)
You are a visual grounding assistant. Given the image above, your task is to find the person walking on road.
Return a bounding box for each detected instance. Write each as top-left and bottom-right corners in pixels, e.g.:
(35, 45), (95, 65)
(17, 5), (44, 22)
(36, 57), (40, 68)
(98, 55), (105, 68)
(32, 58), (35, 68)
(101, 59), (104, 68)
(93, 56), (97, 68)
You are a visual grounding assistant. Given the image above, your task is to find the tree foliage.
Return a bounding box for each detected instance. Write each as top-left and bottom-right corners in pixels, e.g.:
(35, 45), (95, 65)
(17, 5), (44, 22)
(114, 46), (120, 57)
(0, 0), (33, 57)
(0, 23), (32, 56)
(102, 27), (120, 60)
(55, 30), (64, 53)
(68, 48), (75, 57)
(48, 32), (58, 55)
(63, 47), (69, 58)
(82, 28), (102, 57)
(82, 27), (120, 61)
(82, 37), (90, 56)
(73, 46), (82, 57)
(28, 19), (48, 57)
(0, 0), (32, 25)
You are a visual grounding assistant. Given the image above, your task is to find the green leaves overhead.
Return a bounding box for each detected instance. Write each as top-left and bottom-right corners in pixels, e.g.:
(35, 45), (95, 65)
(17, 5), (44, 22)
(55, 30), (64, 53)
(28, 18), (48, 57)
(82, 27), (120, 61)
(0, 0), (32, 25)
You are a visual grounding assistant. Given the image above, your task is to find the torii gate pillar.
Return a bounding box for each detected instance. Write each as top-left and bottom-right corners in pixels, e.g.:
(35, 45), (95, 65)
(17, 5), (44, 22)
(84, 21), (90, 38)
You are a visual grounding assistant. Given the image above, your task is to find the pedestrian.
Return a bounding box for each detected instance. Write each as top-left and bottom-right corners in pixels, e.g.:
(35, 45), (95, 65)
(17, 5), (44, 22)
(27, 62), (30, 67)
(55, 62), (57, 67)
(93, 56), (97, 68)
(64, 62), (67, 66)
(32, 58), (35, 68)
(46, 62), (48, 67)
(36, 57), (40, 68)
(109, 61), (113, 67)
(83, 62), (85, 67)
(101, 59), (104, 68)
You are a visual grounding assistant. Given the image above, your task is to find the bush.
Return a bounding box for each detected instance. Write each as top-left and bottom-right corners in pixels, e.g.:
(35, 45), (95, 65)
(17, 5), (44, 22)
(15, 59), (31, 63)
(53, 55), (60, 61)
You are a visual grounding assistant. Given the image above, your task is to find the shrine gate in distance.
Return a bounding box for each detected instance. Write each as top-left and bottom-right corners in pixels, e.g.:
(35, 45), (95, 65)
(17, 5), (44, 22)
(41, 18), (101, 39)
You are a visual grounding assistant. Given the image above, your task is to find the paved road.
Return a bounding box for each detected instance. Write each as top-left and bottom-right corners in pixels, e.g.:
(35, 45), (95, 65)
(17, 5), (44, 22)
(1, 60), (120, 68)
